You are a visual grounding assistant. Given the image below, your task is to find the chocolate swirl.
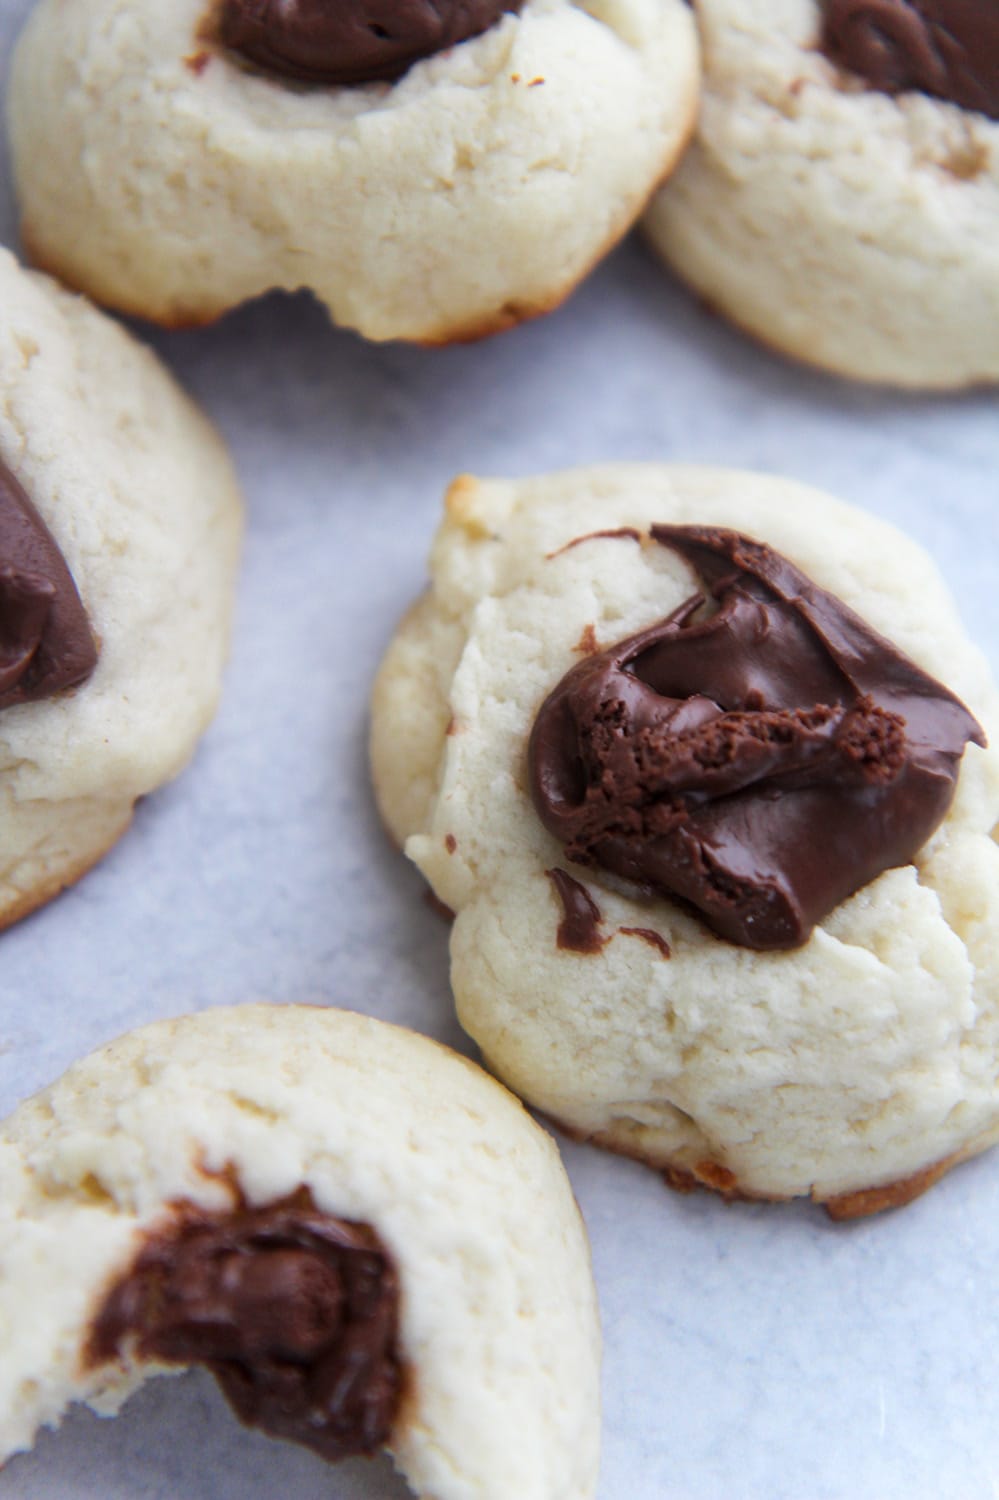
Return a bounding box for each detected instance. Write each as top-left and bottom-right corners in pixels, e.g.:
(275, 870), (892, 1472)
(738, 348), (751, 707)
(0, 458), (96, 710)
(529, 526), (985, 951)
(822, 0), (999, 120)
(87, 1194), (401, 1462)
(216, 0), (524, 86)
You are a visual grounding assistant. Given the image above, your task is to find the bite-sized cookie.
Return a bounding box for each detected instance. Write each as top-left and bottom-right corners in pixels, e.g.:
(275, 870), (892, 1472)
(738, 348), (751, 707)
(8, 0), (699, 344)
(371, 465), (999, 1215)
(643, 1), (999, 388)
(0, 249), (241, 928)
(0, 1005), (600, 1500)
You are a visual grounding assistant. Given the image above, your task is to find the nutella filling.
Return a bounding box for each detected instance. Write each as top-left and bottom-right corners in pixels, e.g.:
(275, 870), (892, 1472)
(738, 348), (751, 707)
(821, 0), (999, 120)
(0, 458), (96, 710)
(215, 0), (524, 86)
(86, 1194), (402, 1462)
(529, 525), (986, 951)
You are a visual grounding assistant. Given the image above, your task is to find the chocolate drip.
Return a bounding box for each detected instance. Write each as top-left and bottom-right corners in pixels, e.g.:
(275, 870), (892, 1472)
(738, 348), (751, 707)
(619, 926), (672, 958)
(546, 528), (642, 561)
(216, 0), (524, 87)
(546, 867), (606, 953)
(822, 0), (999, 120)
(529, 526), (985, 951)
(0, 459), (96, 709)
(87, 1194), (402, 1463)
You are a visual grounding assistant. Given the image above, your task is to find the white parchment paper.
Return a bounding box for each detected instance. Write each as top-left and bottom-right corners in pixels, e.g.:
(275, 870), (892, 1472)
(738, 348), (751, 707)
(0, 3), (997, 1494)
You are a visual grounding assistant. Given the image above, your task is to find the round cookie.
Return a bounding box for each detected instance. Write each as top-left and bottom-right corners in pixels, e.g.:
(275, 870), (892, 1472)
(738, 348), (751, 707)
(8, 0), (699, 344)
(642, 0), (999, 389)
(0, 1004), (601, 1500)
(0, 248), (241, 927)
(371, 465), (999, 1215)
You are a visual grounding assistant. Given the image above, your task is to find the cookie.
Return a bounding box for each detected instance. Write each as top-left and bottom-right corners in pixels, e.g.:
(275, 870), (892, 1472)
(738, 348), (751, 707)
(0, 249), (241, 928)
(642, 0), (999, 389)
(371, 465), (999, 1214)
(0, 1005), (600, 1500)
(8, 0), (699, 344)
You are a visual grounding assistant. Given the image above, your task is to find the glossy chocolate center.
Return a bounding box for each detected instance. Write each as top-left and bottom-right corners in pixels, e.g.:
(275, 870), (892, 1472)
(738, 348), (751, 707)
(822, 0), (999, 120)
(216, 0), (524, 86)
(87, 1194), (402, 1462)
(529, 525), (985, 951)
(0, 458), (96, 710)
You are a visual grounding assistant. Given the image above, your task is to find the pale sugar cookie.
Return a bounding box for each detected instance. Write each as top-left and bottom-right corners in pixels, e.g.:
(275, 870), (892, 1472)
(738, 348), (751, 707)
(372, 465), (999, 1215)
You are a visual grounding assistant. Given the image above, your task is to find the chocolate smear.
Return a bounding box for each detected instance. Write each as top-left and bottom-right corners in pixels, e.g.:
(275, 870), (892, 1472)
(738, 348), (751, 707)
(619, 926), (672, 959)
(546, 866), (607, 954)
(546, 528), (642, 561)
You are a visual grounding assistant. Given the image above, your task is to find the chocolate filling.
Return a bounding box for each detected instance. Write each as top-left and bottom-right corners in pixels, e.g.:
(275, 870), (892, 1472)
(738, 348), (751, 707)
(215, 0), (524, 86)
(0, 458), (96, 709)
(822, 0), (999, 120)
(86, 1193), (402, 1463)
(529, 525), (985, 951)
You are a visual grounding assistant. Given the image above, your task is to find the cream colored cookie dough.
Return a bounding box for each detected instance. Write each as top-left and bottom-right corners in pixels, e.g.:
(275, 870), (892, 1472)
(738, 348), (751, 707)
(371, 465), (999, 1212)
(643, 0), (999, 389)
(0, 249), (241, 926)
(0, 1004), (601, 1500)
(9, 0), (698, 344)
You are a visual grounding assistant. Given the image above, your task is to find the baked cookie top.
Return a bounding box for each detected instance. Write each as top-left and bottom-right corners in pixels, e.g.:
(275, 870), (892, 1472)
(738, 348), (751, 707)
(9, 0), (698, 341)
(371, 465), (999, 1209)
(643, 0), (999, 387)
(0, 249), (241, 926)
